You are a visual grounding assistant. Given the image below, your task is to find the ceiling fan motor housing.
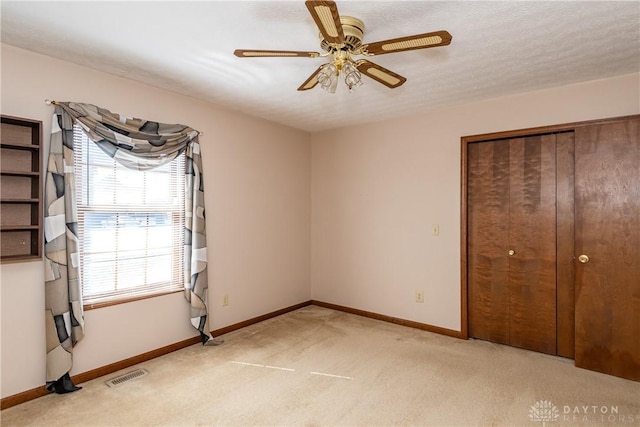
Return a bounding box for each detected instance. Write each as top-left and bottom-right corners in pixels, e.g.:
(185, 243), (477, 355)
(320, 16), (365, 52)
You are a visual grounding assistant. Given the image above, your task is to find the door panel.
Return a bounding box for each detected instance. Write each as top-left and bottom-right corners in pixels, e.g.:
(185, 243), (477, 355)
(508, 135), (557, 354)
(468, 140), (510, 344)
(574, 118), (640, 380)
(555, 132), (576, 358)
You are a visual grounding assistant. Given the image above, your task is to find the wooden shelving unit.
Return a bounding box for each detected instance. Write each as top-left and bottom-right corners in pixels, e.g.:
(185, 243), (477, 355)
(1, 115), (43, 263)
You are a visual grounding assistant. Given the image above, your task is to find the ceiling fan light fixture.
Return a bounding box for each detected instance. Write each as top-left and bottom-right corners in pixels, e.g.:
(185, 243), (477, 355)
(316, 60), (362, 93)
(327, 73), (339, 93)
(318, 63), (338, 93)
(343, 61), (363, 92)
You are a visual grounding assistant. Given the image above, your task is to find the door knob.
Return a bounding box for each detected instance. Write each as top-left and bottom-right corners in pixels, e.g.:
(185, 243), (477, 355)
(508, 249), (515, 256)
(578, 254), (590, 264)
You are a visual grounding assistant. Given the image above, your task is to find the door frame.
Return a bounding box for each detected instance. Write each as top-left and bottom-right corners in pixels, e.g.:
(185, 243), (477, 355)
(459, 115), (638, 340)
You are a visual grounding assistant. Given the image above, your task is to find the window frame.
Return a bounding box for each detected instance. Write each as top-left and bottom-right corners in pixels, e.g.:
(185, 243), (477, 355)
(72, 125), (186, 310)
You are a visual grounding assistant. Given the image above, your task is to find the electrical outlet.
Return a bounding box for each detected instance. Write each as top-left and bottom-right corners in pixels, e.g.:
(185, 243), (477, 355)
(222, 294), (229, 307)
(415, 291), (424, 303)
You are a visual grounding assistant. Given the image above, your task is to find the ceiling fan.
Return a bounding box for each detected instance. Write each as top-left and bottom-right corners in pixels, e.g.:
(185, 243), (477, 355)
(234, 0), (452, 93)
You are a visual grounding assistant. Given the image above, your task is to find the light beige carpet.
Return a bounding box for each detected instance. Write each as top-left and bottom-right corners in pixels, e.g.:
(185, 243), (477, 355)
(2, 306), (639, 426)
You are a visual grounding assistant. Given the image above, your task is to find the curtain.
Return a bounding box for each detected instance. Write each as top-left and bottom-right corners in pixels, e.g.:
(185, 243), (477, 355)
(44, 102), (219, 393)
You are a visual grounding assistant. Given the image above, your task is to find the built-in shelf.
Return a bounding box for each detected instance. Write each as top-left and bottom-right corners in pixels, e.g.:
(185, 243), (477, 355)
(2, 170), (41, 177)
(1, 225), (40, 231)
(1, 115), (43, 263)
(0, 142), (40, 150)
(1, 198), (40, 203)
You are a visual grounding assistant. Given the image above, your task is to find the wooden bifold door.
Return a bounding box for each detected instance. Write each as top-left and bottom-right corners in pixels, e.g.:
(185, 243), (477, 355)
(463, 116), (639, 381)
(467, 133), (572, 356)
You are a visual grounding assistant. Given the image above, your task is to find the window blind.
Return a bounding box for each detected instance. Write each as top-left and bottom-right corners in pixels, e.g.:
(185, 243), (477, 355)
(73, 125), (185, 305)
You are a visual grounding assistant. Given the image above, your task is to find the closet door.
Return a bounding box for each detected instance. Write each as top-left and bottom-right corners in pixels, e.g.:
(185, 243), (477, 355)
(468, 135), (558, 354)
(468, 139), (510, 345)
(574, 118), (640, 380)
(507, 135), (557, 354)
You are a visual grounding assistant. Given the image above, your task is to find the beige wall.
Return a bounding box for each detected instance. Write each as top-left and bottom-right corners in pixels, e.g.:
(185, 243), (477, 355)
(2, 42), (639, 399)
(0, 44), (311, 398)
(310, 73), (640, 331)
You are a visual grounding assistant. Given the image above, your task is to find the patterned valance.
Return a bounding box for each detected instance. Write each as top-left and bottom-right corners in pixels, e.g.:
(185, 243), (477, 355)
(55, 102), (198, 170)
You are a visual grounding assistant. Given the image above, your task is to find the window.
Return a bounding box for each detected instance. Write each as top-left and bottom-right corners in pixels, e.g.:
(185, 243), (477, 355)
(73, 125), (185, 306)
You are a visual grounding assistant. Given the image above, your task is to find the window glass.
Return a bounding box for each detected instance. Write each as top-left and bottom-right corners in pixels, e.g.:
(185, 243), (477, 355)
(73, 125), (185, 305)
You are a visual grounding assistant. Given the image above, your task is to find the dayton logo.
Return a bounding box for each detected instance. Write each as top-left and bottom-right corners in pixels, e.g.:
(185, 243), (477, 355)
(529, 400), (560, 426)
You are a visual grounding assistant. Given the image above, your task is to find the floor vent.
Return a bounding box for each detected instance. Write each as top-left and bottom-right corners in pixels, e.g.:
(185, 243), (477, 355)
(105, 368), (149, 388)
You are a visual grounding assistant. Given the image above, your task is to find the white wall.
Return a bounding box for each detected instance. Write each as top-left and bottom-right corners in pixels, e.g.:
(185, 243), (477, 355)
(310, 73), (640, 331)
(0, 44), (311, 398)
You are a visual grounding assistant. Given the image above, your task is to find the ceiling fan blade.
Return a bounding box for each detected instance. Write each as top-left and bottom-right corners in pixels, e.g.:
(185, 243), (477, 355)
(362, 30), (452, 55)
(234, 49), (320, 58)
(356, 60), (407, 89)
(305, 1), (344, 46)
(297, 66), (323, 91)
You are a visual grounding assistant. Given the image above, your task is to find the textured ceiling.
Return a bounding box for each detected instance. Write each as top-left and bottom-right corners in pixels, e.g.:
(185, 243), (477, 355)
(2, 1), (639, 132)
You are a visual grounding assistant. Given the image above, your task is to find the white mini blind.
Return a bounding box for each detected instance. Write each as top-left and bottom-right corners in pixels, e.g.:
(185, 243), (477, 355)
(73, 125), (185, 305)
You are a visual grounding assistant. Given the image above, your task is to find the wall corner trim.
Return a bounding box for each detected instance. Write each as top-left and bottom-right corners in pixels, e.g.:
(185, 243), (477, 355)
(311, 300), (464, 339)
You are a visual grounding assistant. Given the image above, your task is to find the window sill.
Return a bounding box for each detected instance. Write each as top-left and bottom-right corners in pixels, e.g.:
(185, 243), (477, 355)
(83, 289), (184, 311)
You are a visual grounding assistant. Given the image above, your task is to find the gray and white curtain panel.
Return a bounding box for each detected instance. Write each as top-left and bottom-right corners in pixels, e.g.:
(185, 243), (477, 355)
(44, 102), (215, 393)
